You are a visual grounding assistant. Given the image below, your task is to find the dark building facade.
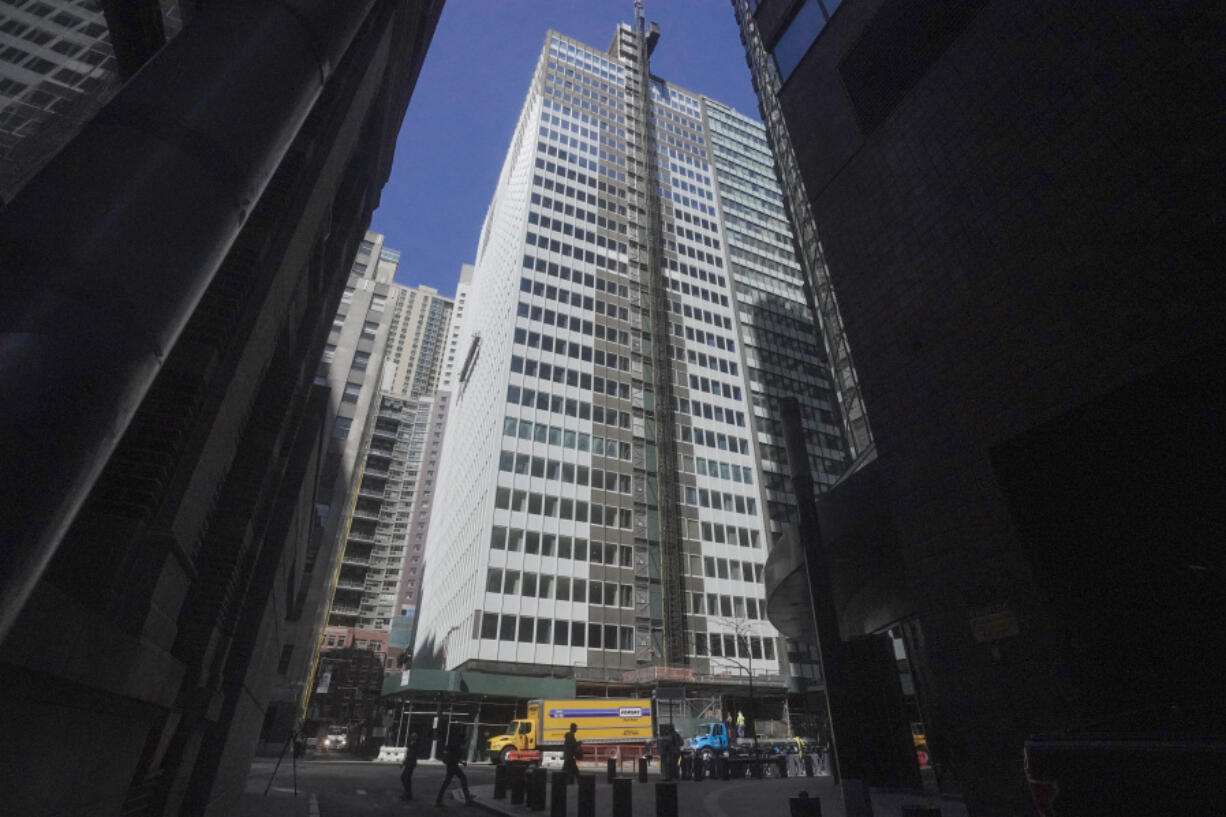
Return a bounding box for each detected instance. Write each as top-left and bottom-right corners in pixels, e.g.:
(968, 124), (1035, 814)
(0, 1), (443, 815)
(736, 1), (1226, 813)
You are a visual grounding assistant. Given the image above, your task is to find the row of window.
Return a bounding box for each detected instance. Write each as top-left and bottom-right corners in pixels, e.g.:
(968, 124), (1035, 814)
(513, 336), (628, 371)
(675, 394), (748, 429)
(671, 298), (733, 333)
(677, 423), (751, 457)
(682, 485), (758, 516)
(540, 112), (626, 156)
(494, 518), (762, 559)
(689, 591), (766, 622)
(687, 372), (742, 401)
(672, 319), (735, 354)
(667, 268), (730, 309)
(502, 416), (632, 458)
(491, 527), (599, 558)
(539, 123), (626, 169)
(534, 129), (616, 184)
(493, 487), (636, 528)
(500, 450), (633, 494)
(527, 222), (628, 258)
(509, 354), (633, 398)
(681, 346), (740, 378)
(692, 455), (754, 486)
(539, 99), (629, 185)
(542, 79), (625, 129)
(477, 613), (635, 651)
(486, 567), (633, 607)
(693, 631), (774, 661)
(505, 385), (634, 431)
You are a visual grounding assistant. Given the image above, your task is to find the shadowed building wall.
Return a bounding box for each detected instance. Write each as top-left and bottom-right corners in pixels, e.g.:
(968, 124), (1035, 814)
(0, 1), (443, 814)
(734, 1), (1226, 813)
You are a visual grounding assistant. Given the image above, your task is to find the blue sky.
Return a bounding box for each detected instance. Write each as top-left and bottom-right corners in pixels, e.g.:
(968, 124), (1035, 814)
(370, 0), (759, 295)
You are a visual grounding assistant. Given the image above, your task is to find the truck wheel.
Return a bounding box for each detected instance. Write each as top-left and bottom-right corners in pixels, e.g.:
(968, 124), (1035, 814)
(700, 748), (714, 767)
(499, 747), (514, 765)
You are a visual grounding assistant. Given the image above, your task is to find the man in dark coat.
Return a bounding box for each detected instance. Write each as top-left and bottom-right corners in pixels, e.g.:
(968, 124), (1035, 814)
(400, 732), (418, 800)
(562, 723), (581, 783)
(435, 732), (473, 806)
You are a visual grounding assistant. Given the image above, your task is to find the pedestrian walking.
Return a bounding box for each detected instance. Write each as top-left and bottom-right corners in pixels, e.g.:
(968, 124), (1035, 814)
(736, 710), (746, 740)
(435, 732), (473, 807)
(562, 722), (581, 783)
(791, 735), (805, 776)
(724, 712), (734, 740)
(660, 725), (682, 781)
(400, 732), (418, 801)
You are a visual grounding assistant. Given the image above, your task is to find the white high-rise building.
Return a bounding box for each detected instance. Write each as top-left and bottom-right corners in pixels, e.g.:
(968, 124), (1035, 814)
(414, 19), (845, 696)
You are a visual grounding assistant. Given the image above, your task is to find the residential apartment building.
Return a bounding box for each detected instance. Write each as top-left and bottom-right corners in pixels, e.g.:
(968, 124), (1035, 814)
(321, 246), (456, 671)
(413, 18), (847, 713)
(384, 281), (454, 397)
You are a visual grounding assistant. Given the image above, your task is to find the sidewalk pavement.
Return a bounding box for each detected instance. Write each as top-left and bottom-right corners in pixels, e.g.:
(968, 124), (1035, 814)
(468, 770), (966, 817)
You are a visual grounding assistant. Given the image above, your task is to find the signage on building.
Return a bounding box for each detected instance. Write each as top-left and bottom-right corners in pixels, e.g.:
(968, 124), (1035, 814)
(316, 668), (332, 694)
(970, 607), (1019, 643)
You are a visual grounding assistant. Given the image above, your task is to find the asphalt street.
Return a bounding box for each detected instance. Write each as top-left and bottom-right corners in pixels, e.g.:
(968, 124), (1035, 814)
(241, 757), (965, 817)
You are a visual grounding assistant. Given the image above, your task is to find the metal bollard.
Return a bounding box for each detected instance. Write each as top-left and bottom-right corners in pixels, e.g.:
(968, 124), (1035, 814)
(577, 774), (596, 817)
(721, 757), (731, 781)
(638, 756), (649, 782)
(752, 759), (764, 779)
(654, 781), (678, 817)
(607, 756), (617, 783)
(679, 754), (691, 781)
(778, 757), (789, 778)
(510, 766), (526, 805)
(692, 754), (703, 782)
(612, 777), (633, 817)
(550, 771), (567, 817)
(494, 763), (509, 799)
(803, 754), (814, 776)
(529, 766), (547, 811)
(788, 791), (823, 817)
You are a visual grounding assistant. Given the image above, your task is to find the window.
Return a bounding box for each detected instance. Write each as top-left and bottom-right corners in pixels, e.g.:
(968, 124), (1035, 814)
(772, 0), (834, 82)
(342, 382), (362, 403)
(500, 615), (517, 641)
(486, 568), (503, 593)
(518, 616), (535, 642)
(321, 344), (336, 364)
(351, 351), (370, 371)
(481, 613), (499, 639)
(370, 293), (387, 311)
(332, 417), (352, 439)
(361, 320), (379, 339)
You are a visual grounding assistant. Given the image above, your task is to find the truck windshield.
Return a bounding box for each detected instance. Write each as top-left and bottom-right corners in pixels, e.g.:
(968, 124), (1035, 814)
(698, 724), (712, 736)
(503, 722), (518, 735)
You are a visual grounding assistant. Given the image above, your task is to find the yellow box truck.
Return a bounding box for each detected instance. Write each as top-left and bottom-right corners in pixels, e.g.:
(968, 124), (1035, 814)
(488, 698), (653, 765)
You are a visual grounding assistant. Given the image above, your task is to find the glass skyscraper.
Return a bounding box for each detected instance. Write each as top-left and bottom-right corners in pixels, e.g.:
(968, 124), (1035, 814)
(413, 18), (845, 694)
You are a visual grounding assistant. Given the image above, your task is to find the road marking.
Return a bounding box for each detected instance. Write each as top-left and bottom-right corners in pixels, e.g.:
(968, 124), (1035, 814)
(309, 793), (320, 817)
(355, 788), (367, 795)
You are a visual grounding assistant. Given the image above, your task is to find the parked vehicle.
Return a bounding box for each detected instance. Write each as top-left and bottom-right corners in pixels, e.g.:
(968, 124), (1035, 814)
(687, 721), (732, 762)
(488, 698), (653, 765)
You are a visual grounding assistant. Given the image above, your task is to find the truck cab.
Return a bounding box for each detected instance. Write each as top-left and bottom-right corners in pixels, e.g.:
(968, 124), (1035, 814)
(489, 719), (534, 762)
(688, 722), (731, 758)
